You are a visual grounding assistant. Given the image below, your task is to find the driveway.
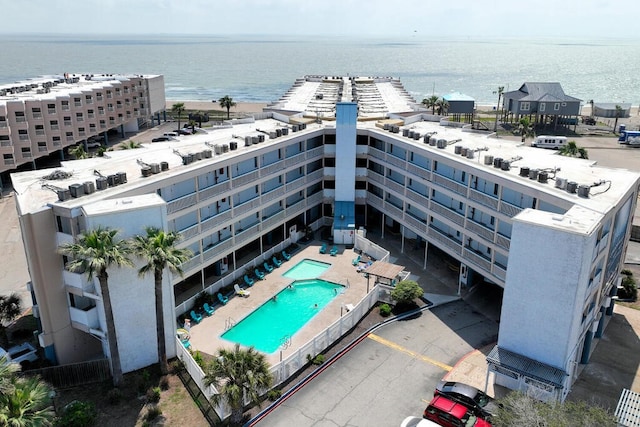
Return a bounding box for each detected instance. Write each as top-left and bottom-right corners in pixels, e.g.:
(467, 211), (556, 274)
(255, 300), (499, 426)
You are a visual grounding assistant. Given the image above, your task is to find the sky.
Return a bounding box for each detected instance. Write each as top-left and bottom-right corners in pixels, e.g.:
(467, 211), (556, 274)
(2, 0), (639, 39)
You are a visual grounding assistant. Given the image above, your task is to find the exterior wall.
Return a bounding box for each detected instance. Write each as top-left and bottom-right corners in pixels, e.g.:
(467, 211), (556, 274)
(335, 103), (357, 202)
(146, 75), (166, 117)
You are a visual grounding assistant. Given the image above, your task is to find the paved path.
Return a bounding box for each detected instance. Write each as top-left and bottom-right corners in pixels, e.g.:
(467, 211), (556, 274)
(0, 194), (31, 310)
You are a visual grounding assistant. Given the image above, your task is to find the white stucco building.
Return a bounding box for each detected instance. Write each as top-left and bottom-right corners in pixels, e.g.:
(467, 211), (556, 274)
(12, 76), (639, 395)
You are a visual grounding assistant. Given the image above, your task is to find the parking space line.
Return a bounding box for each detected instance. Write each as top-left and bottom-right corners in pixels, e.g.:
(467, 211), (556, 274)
(367, 333), (453, 372)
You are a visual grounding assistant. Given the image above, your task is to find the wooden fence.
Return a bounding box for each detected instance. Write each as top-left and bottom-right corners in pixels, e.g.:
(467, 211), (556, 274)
(22, 358), (111, 388)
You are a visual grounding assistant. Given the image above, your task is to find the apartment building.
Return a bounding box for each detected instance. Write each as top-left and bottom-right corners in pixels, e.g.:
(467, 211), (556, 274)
(12, 76), (639, 399)
(0, 73), (166, 179)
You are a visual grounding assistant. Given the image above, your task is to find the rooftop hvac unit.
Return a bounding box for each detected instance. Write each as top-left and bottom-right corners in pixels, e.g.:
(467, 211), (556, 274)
(230, 142), (238, 150)
(577, 185), (590, 198)
(403, 129), (409, 137)
(141, 166), (152, 177)
(454, 146), (462, 155)
(215, 145), (223, 155)
(437, 139), (447, 149)
(203, 149), (212, 158)
(193, 152), (201, 161)
(281, 127), (288, 136)
(68, 183), (84, 198)
(291, 124), (298, 132)
(160, 161), (169, 171)
(96, 177), (108, 190)
(276, 129), (282, 137)
(258, 134), (265, 142)
(493, 157), (503, 168)
(460, 147), (468, 156)
(528, 169), (539, 180)
(408, 130), (414, 138)
(501, 161), (510, 171)
(245, 136), (252, 146)
(222, 144), (229, 152)
(83, 181), (95, 194)
(519, 167), (530, 177)
(251, 136), (258, 144)
(392, 126), (400, 133)
(466, 150), (475, 159)
(555, 177), (568, 189)
(42, 184), (71, 201)
(300, 123), (307, 130)
(414, 132), (421, 140)
(269, 131), (277, 139)
(484, 155), (493, 165)
(566, 181), (578, 193)
(150, 163), (160, 174)
(384, 123), (390, 130)
(538, 171), (549, 183)
(107, 174), (119, 187)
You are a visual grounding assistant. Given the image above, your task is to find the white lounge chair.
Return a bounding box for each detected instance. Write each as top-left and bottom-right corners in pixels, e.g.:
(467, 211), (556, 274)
(345, 303), (354, 312)
(234, 283), (250, 297)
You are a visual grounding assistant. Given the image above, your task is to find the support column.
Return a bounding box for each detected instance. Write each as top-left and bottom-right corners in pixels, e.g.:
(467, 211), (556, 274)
(381, 213), (385, 239)
(423, 241), (428, 270)
(400, 225), (405, 254)
(595, 307), (606, 338)
(605, 296), (614, 316)
(580, 321), (599, 364)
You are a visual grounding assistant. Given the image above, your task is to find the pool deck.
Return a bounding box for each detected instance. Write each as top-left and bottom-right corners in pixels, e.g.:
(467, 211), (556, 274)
(187, 242), (372, 365)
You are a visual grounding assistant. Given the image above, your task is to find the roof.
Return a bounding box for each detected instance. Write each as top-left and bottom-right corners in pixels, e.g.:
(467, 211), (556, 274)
(443, 92), (475, 102)
(503, 82), (581, 103)
(594, 102), (632, 110)
(364, 261), (405, 280)
(487, 345), (566, 388)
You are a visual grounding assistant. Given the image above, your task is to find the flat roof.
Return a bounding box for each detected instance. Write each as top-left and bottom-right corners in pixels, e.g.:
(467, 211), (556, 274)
(0, 73), (160, 105)
(11, 114), (640, 218)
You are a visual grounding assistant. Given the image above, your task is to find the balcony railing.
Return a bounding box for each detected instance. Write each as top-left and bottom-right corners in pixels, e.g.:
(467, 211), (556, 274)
(386, 178), (405, 196)
(495, 234), (510, 250)
(262, 211), (285, 231)
(367, 170), (384, 185)
(286, 176), (306, 192)
(465, 220), (494, 243)
(493, 264), (506, 281)
(200, 209), (232, 232)
(430, 201), (465, 226)
(69, 305), (100, 330)
(166, 193), (197, 215)
(261, 160), (284, 176)
(232, 170), (259, 187)
(499, 201), (524, 218)
(235, 223), (261, 245)
(405, 188), (429, 206)
(179, 223), (200, 241)
(433, 174), (467, 196)
(468, 189), (499, 209)
(234, 197), (261, 217)
(404, 213), (427, 233)
(285, 152), (305, 168)
(198, 180), (231, 200)
(406, 163), (431, 181)
(386, 155), (405, 169)
(428, 226), (462, 255)
(202, 238), (233, 262)
(463, 248), (492, 272)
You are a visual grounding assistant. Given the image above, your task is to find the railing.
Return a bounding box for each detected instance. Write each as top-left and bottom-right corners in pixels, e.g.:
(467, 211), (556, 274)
(21, 359), (111, 388)
(235, 224), (261, 245)
(262, 211), (285, 231)
(180, 224), (200, 241)
(233, 170), (260, 187)
(175, 337), (222, 416)
(405, 188), (429, 206)
(306, 146), (324, 159)
(499, 201), (524, 218)
(199, 181), (231, 200)
(367, 193), (384, 209)
(261, 160), (284, 176)
(306, 191), (323, 206)
(428, 227), (462, 255)
(493, 264), (506, 281)
(368, 147), (385, 160)
(367, 170), (385, 185)
(306, 169), (324, 183)
(234, 197), (260, 217)
(384, 201), (404, 221)
(465, 220), (494, 243)
(495, 234), (510, 250)
(285, 152), (305, 168)
(406, 163), (431, 181)
(468, 189), (499, 209)
(201, 210), (232, 232)
(166, 193), (197, 215)
(286, 199), (306, 216)
(386, 179), (405, 196)
(386, 154), (405, 169)
(430, 201), (465, 226)
(463, 248), (492, 272)
(404, 213), (427, 233)
(433, 174), (467, 196)
(202, 239), (234, 262)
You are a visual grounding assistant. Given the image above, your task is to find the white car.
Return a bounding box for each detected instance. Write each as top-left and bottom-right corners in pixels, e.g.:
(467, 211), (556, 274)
(400, 416), (441, 427)
(0, 342), (39, 365)
(86, 141), (102, 149)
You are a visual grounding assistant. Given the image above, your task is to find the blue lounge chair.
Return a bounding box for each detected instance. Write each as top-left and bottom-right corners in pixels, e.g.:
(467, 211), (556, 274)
(244, 274), (255, 287)
(319, 243), (327, 254)
(282, 250), (291, 260)
(190, 310), (203, 324)
(203, 302), (215, 316)
(272, 256), (282, 267)
(181, 339), (191, 349)
(263, 261), (274, 273)
(254, 268), (265, 280)
(330, 245), (338, 256)
(352, 255), (361, 266)
(217, 292), (229, 305)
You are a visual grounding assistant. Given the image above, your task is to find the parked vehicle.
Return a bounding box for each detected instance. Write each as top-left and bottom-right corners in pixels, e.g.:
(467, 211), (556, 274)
(400, 416), (441, 427)
(0, 342), (39, 366)
(152, 136), (171, 142)
(531, 135), (567, 149)
(174, 128), (192, 135)
(163, 132), (178, 137)
(86, 141), (102, 149)
(423, 395), (492, 427)
(435, 380), (498, 419)
(618, 129), (640, 147)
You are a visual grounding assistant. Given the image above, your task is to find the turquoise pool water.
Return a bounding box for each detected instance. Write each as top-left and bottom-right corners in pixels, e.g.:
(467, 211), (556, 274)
(282, 258), (331, 280)
(221, 279), (342, 353)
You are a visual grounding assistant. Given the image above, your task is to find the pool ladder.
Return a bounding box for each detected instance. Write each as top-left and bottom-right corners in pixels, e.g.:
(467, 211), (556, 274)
(225, 317), (236, 331)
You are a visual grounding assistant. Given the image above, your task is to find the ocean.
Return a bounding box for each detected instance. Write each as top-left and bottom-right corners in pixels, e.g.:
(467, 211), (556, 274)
(0, 33), (638, 106)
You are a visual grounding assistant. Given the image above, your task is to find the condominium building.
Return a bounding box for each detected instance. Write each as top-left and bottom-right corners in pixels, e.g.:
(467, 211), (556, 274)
(12, 76), (639, 398)
(0, 73), (166, 179)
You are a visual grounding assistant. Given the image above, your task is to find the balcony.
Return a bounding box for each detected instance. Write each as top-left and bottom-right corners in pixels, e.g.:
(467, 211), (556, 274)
(63, 270), (99, 298)
(235, 223), (261, 245)
(202, 238), (233, 262)
(262, 186), (285, 204)
(407, 163), (431, 181)
(465, 220), (494, 243)
(433, 174), (467, 196)
(200, 209), (232, 232)
(386, 155), (405, 169)
(232, 170), (259, 187)
(166, 193), (197, 215)
(428, 226), (462, 255)
(69, 305), (100, 330)
(468, 188), (498, 209)
(463, 248), (492, 272)
(499, 200), (524, 218)
(430, 201), (465, 226)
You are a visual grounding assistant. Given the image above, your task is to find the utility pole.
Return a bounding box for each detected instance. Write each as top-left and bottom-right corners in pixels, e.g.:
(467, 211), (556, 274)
(493, 86), (504, 132)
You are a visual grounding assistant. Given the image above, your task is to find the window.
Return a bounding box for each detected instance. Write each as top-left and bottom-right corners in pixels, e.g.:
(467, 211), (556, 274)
(554, 103), (560, 111)
(493, 183), (499, 195)
(74, 97), (82, 107)
(539, 103), (546, 112)
(433, 160), (438, 171)
(15, 111), (26, 122)
(520, 102), (530, 111)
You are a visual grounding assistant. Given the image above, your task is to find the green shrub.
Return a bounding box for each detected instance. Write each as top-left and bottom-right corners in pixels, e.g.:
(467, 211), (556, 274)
(145, 405), (162, 421)
(170, 359), (184, 374)
(107, 388), (122, 405)
(379, 303), (392, 317)
(266, 389), (282, 401)
(57, 400), (98, 427)
(191, 350), (204, 368)
(146, 386), (161, 403)
(311, 354), (325, 365)
(621, 275), (638, 301)
(390, 280), (424, 305)
(621, 269), (633, 276)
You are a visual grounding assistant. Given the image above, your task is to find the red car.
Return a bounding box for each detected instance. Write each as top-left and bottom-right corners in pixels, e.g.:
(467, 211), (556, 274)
(423, 395), (492, 427)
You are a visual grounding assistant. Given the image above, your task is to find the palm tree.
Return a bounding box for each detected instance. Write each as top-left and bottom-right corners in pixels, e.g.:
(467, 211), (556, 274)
(422, 95), (439, 115)
(559, 141), (589, 159)
(132, 227), (191, 375)
(0, 375), (55, 426)
(171, 102), (185, 131)
(614, 104), (623, 133)
(69, 145), (88, 160)
(588, 99), (595, 117)
(518, 117), (534, 143)
(493, 86), (504, 131)
(59, 227), (133, 386)
(0, 355), (19, 395)
(204, 344), (273, 425)
(118, 140), (142, 150)
(436, 98), (449, 115)
(218, 96), (236, 120)
(0, 292), (22, 348)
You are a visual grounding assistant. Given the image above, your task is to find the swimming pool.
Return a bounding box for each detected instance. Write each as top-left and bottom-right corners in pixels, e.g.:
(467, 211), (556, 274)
(282, 258), (331, 280)
(221, 279), (343, 353)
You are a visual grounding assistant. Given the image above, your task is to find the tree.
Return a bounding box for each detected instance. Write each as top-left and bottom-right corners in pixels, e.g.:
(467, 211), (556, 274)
(118, 140), (142, 150)
(422, 95), (439, 115)
(0, 355), (19, 395)
(493, 86), (504, 131)
(436, 98), (449, 115)
(518, 117), (534, 143)
(614, 104), (623, 133)
(492, 391), (615, 426)
(559, 141), (589, 159)
(588, 99), (594, 117)
(171, 102), (185, 131)
(218, 96), (237, 120)
(390, 280), (424, 306)
(0, 293), (22, 348)
(204, 344), (273, 426)
(59, 227), (133, 386)
(132, 227), (191, 375)
(69, 145), (88, 160)
(0, 375), (55, 427)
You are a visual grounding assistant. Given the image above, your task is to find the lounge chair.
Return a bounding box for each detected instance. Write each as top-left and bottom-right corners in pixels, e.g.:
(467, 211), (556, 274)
(282, 250), (291, 260)
(181, 339), (191, 349)
(263, 261), (274, 273)
(217, 292), (229, 305)
(244, 274), (255, 287)
(234, 283), (251, 297)
(254, 268), (265, 280)
(203, 302), (215, 316)
(319, 243), (327, 254)
(352, 255), (361, 266)
(190, 310), (203, 324)
(272, 256), (282, 267)
(330, 245), (338, 256)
